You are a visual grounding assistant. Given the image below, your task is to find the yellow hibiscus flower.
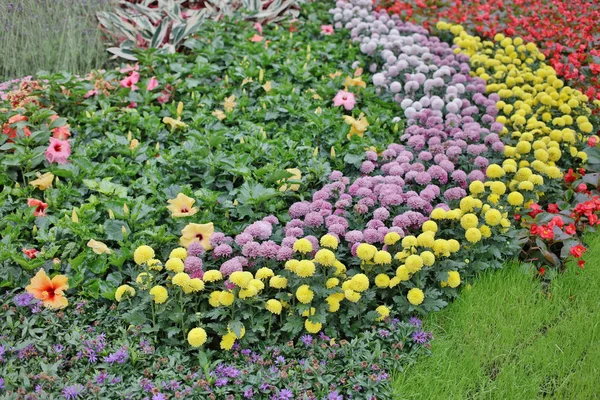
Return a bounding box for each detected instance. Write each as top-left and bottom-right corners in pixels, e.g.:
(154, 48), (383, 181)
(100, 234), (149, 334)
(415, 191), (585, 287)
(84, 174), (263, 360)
(344, 113), (369, 139)
(166, 193), (199, 218)
(29, 172), (54, 190)
(87, 239), (111, 255)
(223, 95), (236, 113)
(180, 222), (214, 249)
(279, 168), (302, 192)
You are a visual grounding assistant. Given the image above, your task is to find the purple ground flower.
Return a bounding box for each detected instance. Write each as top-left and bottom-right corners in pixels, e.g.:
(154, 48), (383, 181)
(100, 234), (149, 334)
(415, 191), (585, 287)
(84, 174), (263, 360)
(140, 378), (154, 392)
(103, 347), (128, 364)
(411, 331), (429, 344)
(274, 389), (294, 400)
(0, 377), (4, 390)
(95, 371), (108, 385)
(243, 387), (254, 398)
(62, 384), (84, 400)
(409, 317), (422, 327)
(300, 334), (313, 347)
(328, 391), (343, 400)
(13, 292), (37, 307)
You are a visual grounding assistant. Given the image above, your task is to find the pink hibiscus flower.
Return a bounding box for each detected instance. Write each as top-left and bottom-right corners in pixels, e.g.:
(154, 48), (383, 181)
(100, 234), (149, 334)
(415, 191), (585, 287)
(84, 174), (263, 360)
(120, 63), (139, 74)
(45, 138), (71, 164)
(333, 90), (356, 110)
(147, 76), (159, 91)
(27, 198), (48, 217)
(49, 115), (70, 140)
(120, 71), (140, 91)
(84, 90), (98, 99)
(321, 25), (334, 35)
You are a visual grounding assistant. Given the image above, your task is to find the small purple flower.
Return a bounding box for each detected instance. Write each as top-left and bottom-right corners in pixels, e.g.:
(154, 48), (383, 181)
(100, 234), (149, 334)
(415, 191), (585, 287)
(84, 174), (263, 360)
(95, 371), (108, 385)
(103, 347), (128, 364)
(274, 389), (294, 400)
(244, 387), (254, 398)
(409, 317), (422, 327)
(328, 391), (343, 400)
(0, 377), (4, 390)
(411, 331), (429, 344)
(140, 378), (154, 392)
(13, 292), (37, 307)
(215, 378), (228, 387)
(152, 393), (166, 400)
(53, 344), (65, 354)
(62, 384), (84, 400)
(300, 335), (313, 347)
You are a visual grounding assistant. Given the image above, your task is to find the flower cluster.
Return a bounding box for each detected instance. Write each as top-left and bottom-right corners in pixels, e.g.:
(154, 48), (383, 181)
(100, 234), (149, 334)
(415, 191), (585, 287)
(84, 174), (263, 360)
(375, 0), (600, 102)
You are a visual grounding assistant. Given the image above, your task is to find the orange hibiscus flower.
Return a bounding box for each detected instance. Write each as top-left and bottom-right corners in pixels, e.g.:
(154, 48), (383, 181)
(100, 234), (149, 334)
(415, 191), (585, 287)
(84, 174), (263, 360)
(25, 269), (69, 309)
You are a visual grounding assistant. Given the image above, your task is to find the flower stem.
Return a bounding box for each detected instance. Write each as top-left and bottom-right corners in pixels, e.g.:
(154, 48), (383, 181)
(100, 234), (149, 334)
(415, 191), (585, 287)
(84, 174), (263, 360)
(267, 314), (272, 339)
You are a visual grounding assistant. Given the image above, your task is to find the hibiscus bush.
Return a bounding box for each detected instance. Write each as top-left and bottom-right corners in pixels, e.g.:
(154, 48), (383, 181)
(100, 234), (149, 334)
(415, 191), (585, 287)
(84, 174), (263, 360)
(0, 3), (403, 296)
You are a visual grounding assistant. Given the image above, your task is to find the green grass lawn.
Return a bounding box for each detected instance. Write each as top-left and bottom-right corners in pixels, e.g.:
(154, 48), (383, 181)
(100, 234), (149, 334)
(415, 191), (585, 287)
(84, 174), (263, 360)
(393, 234), (600, 399)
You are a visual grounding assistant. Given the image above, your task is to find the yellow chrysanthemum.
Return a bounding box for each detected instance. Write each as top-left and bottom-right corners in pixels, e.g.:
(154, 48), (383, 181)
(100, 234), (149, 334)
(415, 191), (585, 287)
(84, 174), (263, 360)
(134, 245), (155, 265)
(203, 270), (223, 282)
(507, 192), (524, 206)
(265, 299), (283, 315)
(187, 327), (207, 347)
(465, 228), (482, 243)
(356, 243), (377, 261)
(165, 258), (184, 273)
(405, 255), (424, 273)
(169, 247), (188, 260)
(220, 332), (236, 350)
(229, 271), (253, 288)
(320, 234), (339, 249)
(295, 260), (316, 277)
(296, 284), (314, 304)
(484, 209), (502, 226)
(149, 285), (168, 304)
(375, 305), (390, 321)
(407, 288), (425, 305)
(172, 272), (191, 288)
(293, 238), (313, 254)
(314, 249), (336, 266)
(115, 285), (135, 302)
(344, 289), (361, 303)
(269, 276), (288, 289)
(255, 267), (274, 280)
(384, 232), (401, 245)
(375, 274), (390, 288)
(447, 271), (461, 288)
(350, 274), (369, 292)
(305, 319), (323, 333)
(373, 250), (392, 265)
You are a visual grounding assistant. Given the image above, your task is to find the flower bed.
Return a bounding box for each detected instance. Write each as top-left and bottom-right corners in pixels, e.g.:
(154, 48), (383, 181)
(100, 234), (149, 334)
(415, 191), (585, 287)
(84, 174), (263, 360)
(0, 0), (599, 398)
